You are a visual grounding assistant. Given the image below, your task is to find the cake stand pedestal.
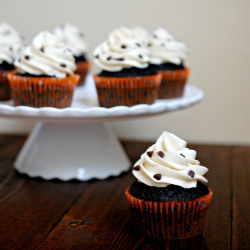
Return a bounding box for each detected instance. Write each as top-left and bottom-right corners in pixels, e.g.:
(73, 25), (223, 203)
(0, 75), (204, 181)
(15, 122), (130, 181)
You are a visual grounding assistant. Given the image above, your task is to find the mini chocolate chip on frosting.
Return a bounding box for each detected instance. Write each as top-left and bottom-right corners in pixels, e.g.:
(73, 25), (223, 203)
(132, 131), (208, 188)
(0, 22), (25, 64)
(93, 26), (151, 72)
(54, 22), (88, 57)
(149, 27), (188, 65)
(14, 31), (76, 78)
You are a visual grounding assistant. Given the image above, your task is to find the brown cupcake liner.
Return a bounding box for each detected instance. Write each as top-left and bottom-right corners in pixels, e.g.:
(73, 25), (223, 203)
(157, 68), (190, 99)
(93, 74), (161, 108)
(75, 61), (91, 86)
(8, 72), (79, 108)
(125, 187), (212, 240)
(0, 70), (14, 101)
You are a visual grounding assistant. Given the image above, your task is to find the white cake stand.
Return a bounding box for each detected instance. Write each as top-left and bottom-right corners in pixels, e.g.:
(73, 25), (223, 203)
(0, 75), (204, 181)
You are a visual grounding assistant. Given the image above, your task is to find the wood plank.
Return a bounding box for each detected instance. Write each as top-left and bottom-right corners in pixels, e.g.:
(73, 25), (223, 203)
(190, 144), (232, 250)
(232, 146), (250, 250)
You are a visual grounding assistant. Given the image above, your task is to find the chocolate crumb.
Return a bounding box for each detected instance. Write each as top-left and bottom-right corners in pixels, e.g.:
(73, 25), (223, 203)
(138, 54), (143, 59)
(107, 56), (112, 61)
(133, 165), (140, 171)
(180, 153), (185, 157)
(60, 63), (66, 68)
(148, 43), (151, 47)
(147, 151), (153, 157)
(116, 57), (124, 61)
(136, 43), (141, 47)
(157, 151), (164, 158)
(40, 47), (44, 53)
(154, 174), (162, 180)
(24, 55), (30, 60)
(95, 55), (99, 59)
(9, 47), (13, 51)
(188, 170), (195, 178)
(121, 44), (127, 49)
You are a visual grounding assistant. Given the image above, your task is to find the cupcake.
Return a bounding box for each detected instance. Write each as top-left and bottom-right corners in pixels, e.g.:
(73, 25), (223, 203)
(93, 27), (161, 108)
(8, 31), (79, 108)
(0, 22), (25, 101)
(149, 28), (189, 99)
(54, 22), (90, 86)
(125, 131), (212, 240)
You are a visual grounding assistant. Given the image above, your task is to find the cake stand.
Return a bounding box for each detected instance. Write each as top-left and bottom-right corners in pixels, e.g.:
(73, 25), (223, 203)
(0, 75), (204, 181)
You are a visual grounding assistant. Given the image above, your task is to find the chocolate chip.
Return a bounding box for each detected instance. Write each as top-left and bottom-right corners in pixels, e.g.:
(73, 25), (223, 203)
(138, 54), (143, 59)
(107, 56), (112, 61)
(180, 153), (185, 157)
(40, 47), (44, 53)
(25, 55), (30, 60)
(157, 151), (164, 158)
(153, 174), (162, 180)
(60, 63), (66, 68)
(133, 165), (140, 171)
(136, 43), (141, 47)
(188, 170), (195, 178)
(121, 44), (127, 49)
(116, 57), (124, 61)
(147, 151), (153, 157)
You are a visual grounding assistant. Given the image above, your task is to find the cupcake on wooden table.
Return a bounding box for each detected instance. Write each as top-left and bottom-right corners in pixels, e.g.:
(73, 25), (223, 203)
(0, 22), (25, 101)
(54, 22), (90, 86)
(93, 27), (161, 108)
(149, 28), (189, 99)
(125, 131), (213, 240)
(8, 31), (79, 108)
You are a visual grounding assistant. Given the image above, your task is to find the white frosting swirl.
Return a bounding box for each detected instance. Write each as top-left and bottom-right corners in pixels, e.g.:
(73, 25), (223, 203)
(132, 26), (150, 47)
(54, 22), (88, 57)
(14, 31), (76, 78)
(0, 22), (25, 64)
(93, 26), (151, 72)
(133, 131), (208, 188)
(149, 27), (188, 65)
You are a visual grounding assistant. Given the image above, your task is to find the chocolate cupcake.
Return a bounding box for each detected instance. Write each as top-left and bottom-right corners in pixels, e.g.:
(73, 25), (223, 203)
(149, 28), (189, 99)
(0, 22), (25, 101)
(125, 131), (212, 240)
(8, 31), (79, 108)
(54, 22), (90, 86)
(93, 27), (161, 108)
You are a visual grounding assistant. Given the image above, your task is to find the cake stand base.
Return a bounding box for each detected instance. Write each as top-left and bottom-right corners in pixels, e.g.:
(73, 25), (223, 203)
(14, 122), (131, 181)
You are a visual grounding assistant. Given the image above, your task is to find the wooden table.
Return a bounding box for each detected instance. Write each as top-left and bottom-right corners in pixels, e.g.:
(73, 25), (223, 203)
(0, 134), (249, 250)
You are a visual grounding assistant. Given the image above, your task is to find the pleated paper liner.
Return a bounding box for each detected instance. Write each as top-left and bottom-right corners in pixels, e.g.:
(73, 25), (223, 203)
(0, 70), (14, 101)
(7, 72), (79, 108)
(75, 61), (91, 86)
(93, 74), (161, 108)
(157, 68), (190, 99)
(125, 187), (213, 240)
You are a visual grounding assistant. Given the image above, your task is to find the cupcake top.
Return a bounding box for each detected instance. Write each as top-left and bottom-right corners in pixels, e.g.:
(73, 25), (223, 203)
(14, 31), (76, 78)
(132, 131), (208, 189)
(54, 22), (88, 57)
(0, 22), (25, 65)
(149, 27), (188, 65)
(93, 26), (151, 72)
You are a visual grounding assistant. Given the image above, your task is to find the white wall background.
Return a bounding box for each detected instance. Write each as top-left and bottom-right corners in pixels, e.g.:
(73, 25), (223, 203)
(0, 0), (249, 144)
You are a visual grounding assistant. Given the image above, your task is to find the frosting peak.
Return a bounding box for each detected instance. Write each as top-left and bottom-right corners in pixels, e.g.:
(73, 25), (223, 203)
(14, 31), (76, 78)
(132, 131), (208, 188)
(149, 27), (188, 65)
(0, 22), (25, 64)
(93, 26), (151, 72)
(54, 22), (88, 57)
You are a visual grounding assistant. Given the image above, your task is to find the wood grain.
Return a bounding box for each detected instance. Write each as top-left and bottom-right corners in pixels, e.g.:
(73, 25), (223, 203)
(0, 135), (249, 249)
